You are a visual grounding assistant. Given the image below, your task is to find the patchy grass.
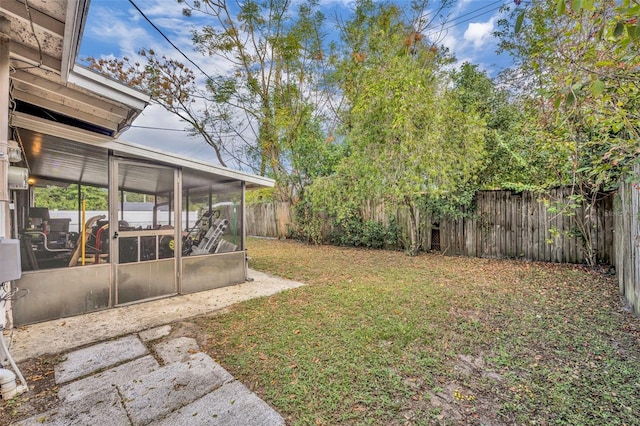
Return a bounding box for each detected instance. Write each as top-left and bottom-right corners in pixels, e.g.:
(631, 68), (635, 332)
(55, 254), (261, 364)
(196, 238), (640, 425)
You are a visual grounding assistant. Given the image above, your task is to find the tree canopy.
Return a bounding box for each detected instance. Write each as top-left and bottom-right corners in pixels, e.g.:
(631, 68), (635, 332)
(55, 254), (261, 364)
(497, 0), (640, 192)
(86, 0), (638, 255)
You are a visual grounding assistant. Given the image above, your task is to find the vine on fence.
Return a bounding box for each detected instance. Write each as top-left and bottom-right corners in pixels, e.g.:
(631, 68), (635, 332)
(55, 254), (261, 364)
(543, 189), (610, 266)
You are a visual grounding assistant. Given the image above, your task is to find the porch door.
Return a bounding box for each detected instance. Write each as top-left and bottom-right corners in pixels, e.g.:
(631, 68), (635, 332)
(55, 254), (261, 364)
(111, 159), (180, 305)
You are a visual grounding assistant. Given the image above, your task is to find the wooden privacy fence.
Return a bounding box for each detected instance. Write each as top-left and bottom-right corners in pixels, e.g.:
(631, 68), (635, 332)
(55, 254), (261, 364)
(245, 202), (292, 239)
(246, 188), (615, 264)
(245, 185), (640, 315)
(440, 189), (615, 265)
(615, 166), (640, 315)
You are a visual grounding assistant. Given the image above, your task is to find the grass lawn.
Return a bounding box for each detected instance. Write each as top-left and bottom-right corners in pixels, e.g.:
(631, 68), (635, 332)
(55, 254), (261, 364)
(194, 238), (640, 425)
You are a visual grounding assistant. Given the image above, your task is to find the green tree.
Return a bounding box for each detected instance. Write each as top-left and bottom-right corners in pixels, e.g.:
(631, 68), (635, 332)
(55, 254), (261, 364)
(88, 0), (332, 201)
(496, 0), (640, 264)
(311, 1), (485, 255)
(284, 114), (345, 200)
(34, 185), (108, 210)
(452, 63), (564, 191)
(498, 0), (639, 186)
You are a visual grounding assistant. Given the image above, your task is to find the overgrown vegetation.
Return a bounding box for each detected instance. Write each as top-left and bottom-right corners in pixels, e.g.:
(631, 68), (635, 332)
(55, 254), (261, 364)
(87, 0), (638, 257)
(194, 238), (640, 424)
(33, 184), (107, 210)
(496, 0), (640, 264)
(328, 217), (400, 249)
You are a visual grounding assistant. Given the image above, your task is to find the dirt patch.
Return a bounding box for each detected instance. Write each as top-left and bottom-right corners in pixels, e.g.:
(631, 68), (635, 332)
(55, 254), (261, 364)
(424, 354), (506, 425)
(390, 353), (508, 425)
(455, 353), (505, 383)
(167, 321), (200, 340)
(169, 319), (221, 351)
(0, 355), (62, 425)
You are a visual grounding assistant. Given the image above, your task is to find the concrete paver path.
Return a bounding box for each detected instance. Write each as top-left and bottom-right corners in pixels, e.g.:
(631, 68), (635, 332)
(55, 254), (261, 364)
(5, 269), (302, 425)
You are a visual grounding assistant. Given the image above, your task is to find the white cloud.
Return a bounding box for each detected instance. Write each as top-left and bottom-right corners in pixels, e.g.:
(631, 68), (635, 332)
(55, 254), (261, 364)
(463, 17), (497, 49)
(453, 0), (476, 16)
(120, 105), (221, 164)
(317, 0), (355, 9)
(439, 31), (460, 53)
(138, 0), (187, 18)
(85, 5), (154, 58)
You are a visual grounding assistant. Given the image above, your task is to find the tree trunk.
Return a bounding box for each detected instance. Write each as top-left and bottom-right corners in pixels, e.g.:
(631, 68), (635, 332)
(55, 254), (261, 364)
(407, 200), (420, 256)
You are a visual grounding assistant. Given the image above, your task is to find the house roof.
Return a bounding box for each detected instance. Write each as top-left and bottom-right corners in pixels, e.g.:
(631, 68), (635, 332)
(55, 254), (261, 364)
(13, 112), (275, 191)
(1, 0), (149, 137)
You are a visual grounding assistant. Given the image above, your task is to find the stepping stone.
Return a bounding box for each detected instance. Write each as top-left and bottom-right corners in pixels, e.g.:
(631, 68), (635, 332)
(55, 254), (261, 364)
(153, 337), (199, 364)
(149, 380), (285, 426)
(58, 355), (159, 402)
(55, 335), (148, 384)
(14, 387), (129, 426)
(139, 325), (172, 342)
(118, 352), (233, 425)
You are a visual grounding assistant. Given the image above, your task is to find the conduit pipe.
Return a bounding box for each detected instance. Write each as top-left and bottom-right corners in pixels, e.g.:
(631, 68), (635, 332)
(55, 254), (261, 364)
(0, 282), (28, 399)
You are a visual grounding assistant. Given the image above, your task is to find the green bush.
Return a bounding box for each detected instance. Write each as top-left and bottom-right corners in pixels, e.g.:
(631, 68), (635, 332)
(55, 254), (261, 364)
(288, 198), (324, 244)
(329, 217), (399, 249)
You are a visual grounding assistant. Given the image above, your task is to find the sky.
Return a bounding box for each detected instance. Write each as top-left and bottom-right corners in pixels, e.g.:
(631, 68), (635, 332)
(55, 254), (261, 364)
(79, 0), (515, 166)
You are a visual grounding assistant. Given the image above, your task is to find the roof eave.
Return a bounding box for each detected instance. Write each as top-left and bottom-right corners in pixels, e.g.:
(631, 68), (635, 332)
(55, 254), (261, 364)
(60, 0), (149, 135)
(11, 112), (275, 189)
(60, 0), (86, 82)
(68, 65), (150, 110)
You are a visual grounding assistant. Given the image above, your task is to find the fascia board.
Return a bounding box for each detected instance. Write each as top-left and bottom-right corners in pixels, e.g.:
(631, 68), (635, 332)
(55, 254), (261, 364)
(68, 64), (150, 110)
(61, 0), (87, 82)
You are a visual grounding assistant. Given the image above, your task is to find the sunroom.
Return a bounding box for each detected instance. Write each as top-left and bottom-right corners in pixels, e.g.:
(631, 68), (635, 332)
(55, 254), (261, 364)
(9, 113), (273, 326)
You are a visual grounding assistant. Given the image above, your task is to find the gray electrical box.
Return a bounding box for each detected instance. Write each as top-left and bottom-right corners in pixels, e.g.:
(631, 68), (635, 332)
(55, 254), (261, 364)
(0, 239), (22, 282)
(8, 166), (28, 190)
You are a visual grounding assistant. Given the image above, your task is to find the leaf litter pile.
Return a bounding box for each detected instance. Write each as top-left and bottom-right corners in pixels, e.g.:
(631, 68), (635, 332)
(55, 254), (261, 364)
(0, 354), (60, 424)
(196, 239), (640, 425)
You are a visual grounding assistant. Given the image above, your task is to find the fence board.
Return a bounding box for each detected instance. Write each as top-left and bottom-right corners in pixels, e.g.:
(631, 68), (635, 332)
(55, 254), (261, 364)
(509, 192), (516, 257)
(603, 195), (610, 265)
(458, 213), (464, 254)
(500, 192), (504, 257)
(544, 192), (551, 262)
(524, 192), (532, 260)
(530, 191), (536, 260)
(557, 189), (562, 261)
(515, 193), (522, 258)
(564, 190), (571, 262)
(490, 192), (497, 258)
(466, 216), (475, 257)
